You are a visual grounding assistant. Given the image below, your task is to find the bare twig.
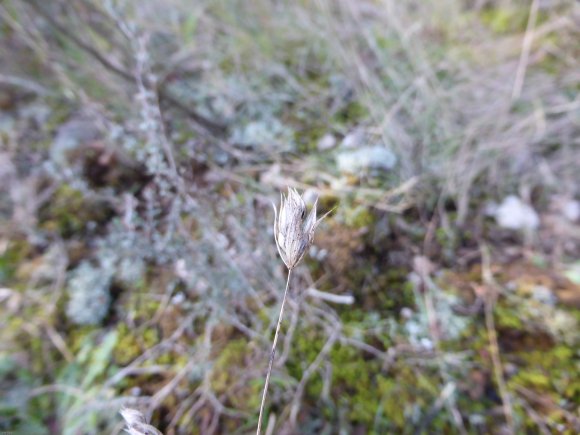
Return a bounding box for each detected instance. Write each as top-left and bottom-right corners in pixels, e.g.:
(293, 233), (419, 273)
(512, 0), (539, 101)
(306, 287), (354, 305)
(0, 74), (54, 96)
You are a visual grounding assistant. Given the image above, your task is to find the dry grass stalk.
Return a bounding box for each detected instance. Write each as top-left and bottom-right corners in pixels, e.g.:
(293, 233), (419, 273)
(256, 188), (328, 434)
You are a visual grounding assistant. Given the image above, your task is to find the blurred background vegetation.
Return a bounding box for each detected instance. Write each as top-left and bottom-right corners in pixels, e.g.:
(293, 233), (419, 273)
(0, 0), (579, 434)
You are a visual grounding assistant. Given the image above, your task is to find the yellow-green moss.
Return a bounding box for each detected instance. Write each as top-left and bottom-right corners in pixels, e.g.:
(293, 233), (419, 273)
(495, 305), (524, 330)
(481, 7), (528, 35)
(211, 338), (259, 411)
(334, 101), (369, 125)
(113, 323), (159, 365)
(344, 205), (376, 229)
(0, 239), (30, 284)
(69, 325), (99, 354)
(39, 184), (112, 237)
(212, 338), (246, 392)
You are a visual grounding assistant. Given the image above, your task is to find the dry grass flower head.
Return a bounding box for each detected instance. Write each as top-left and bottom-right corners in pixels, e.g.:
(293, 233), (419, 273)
(257, 187), (329, 434)
(273, 187), (327, 270)
(120, 407), (163, 435)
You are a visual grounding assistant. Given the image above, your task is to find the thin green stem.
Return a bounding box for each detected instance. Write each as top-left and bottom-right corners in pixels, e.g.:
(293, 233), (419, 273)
(257, 268), (292, 435)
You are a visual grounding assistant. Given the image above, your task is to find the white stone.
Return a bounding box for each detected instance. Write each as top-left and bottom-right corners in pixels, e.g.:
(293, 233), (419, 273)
(562, 200), (580, 222)
(340, 130), (364, 149)
(419, 337), (434, 350)
(336, 146), (397, 173)
(531, 285), (556, 305)
(495, 195), (540, 230)
(400, 307), (414, 319)
(317, 133), (336, 151)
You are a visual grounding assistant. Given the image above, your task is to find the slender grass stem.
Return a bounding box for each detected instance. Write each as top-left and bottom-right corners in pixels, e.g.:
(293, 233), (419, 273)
(257, 268), (292, 435)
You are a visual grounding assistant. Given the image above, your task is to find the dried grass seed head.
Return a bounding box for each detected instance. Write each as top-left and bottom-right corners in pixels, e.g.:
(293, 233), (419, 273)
(273, 187), (325, 269)
(120, 407), (163, 435)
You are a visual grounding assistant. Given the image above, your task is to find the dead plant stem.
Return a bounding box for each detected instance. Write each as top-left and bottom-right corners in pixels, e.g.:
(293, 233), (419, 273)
(257, 268), (292, 434)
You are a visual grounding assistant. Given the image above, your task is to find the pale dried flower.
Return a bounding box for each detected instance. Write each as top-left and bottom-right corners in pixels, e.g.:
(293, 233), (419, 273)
(120, 407), (163, 435)
(273, 187), (325, 270)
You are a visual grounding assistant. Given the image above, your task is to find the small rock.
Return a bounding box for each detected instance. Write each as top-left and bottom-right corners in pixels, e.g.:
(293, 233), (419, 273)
(494, 195), (539, 230)
(340, 129), (364, 149)
(420, 337), (434, 351)
(174, 258), (189, 281)
(317, 133), (336, 151)
(562, 200), (580, 222)
(336, 145), (397, 174)
(413, 255), (435, 276)
(531, 285), (557, 305)
(171, 292), (186, 305)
